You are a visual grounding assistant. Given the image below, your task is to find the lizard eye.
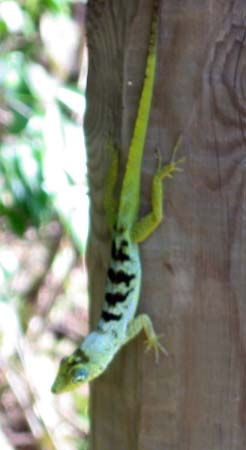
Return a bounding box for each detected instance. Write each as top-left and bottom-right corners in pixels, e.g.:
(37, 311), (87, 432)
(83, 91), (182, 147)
(73, 368), (88, 383)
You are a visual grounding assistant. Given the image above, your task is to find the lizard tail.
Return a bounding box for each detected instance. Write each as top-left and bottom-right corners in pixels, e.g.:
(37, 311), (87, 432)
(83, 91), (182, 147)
(118, 1), (160, 227)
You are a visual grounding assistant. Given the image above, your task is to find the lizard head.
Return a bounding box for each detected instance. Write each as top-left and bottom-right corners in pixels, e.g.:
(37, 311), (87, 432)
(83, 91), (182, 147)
(51, 347), (99, 394)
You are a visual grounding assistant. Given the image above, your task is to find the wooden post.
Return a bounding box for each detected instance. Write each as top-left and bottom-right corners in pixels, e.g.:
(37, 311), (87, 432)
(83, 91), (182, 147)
(85, 0), (246, 449)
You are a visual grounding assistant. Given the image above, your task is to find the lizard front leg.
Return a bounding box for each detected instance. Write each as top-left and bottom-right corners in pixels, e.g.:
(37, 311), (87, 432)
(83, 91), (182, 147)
(124, 313), (168, 362)
(131, 136), (184, 243)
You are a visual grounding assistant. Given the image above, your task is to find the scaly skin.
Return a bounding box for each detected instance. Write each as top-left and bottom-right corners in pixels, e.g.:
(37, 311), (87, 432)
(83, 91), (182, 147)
(51, 0), (183, 394)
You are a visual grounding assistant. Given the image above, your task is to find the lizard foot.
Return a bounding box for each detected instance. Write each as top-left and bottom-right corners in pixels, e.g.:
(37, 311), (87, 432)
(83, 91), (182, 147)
(155, 135), (185, 180)
(144, 333), (169, 363)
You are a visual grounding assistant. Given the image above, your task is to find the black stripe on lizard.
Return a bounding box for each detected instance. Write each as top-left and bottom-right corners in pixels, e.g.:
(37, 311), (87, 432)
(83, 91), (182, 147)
(107, 268), (135, 286)
(105, 289), (133, 306)
(111, 239), (130, 262)
(101, 310), (123, 322)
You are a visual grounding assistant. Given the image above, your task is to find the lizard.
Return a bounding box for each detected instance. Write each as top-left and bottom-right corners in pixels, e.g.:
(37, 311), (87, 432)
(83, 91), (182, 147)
(51, 0), (183, 394)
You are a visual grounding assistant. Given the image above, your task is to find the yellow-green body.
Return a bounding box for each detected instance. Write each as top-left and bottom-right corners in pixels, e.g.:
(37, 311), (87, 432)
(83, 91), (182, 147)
(51, 1), (183, 394)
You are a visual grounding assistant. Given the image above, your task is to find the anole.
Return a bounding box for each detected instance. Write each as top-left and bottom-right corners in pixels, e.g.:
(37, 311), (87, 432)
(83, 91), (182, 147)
(51, 1), (183, 394)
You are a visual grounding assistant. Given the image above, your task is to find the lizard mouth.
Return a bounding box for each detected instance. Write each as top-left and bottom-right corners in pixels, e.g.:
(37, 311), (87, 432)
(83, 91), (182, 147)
(51, 378), (63, 394)
(51, 378), (77, 394)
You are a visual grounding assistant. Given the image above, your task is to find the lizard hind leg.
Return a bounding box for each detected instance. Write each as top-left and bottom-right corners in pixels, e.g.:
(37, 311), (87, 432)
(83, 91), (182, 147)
(131, 136), (184, 243)
(124, 313), (168, 362)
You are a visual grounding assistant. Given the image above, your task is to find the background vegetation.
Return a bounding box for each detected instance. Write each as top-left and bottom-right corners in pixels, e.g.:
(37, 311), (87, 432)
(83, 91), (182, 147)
(0, 1), (89, 449)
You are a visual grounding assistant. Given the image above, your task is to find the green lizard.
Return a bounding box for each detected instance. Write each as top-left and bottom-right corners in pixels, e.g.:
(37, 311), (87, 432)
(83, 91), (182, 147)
(51, 0), (183, 394)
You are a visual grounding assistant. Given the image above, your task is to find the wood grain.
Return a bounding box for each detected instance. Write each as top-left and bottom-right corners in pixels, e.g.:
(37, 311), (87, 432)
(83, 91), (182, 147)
(85, 0), (246, 449)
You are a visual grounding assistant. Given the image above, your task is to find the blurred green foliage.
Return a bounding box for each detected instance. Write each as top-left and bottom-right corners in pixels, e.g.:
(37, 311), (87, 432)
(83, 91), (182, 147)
(0, 3), (89, 448)
(0, 0), (88, 250)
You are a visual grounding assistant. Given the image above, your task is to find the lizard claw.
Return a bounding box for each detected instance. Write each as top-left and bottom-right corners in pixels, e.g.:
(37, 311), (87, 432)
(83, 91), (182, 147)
(144, 333), (169, 363)
(154, 147), (162, 171)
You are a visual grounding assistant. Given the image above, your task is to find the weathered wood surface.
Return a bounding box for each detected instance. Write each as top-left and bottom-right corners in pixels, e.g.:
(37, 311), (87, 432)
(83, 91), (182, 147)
(84, 0), (246, 449)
